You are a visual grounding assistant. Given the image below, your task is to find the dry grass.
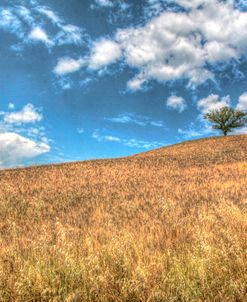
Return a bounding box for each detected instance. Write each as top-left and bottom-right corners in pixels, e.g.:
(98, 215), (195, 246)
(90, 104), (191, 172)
(0, 135), (247, 302)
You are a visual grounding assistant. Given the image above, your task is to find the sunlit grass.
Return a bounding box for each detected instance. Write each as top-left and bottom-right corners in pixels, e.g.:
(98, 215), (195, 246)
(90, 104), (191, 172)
(0, 135), (247, 301)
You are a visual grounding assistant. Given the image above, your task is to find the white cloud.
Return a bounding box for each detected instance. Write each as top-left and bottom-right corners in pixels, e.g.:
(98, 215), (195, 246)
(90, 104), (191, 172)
(8, 103), (15, 110)
(233, 127), (247, 134)
(92, 131), (121, 142)
(122, 138), (164, 149)
(85, 0), (247, 90)
(16, 6), (34, 26)
(127, 77), (146, 91)
(53, 57), (86, 75)
(89, 39), (122, 70)
(204, 41), (238, 63)
(28, 26), (53, 46)
(56, 24), (84, 46)
(0, 132), (50, 168)
(237, 92), (247, 111)
(0, 103), (51, 167)
(179, 91), (247, 139)
(94, 0), (114, 7)
(77, 128), (85, 134)
(197, 94), (231, 114)
(106, 113), (147, 126)
(178, 123), (213, 139)
(0, 8), (24, 38)
(0, 5), (85, 50)
(176, 0), (209, 9)
(166, 96), (187, 113)
(3, 104), (43, 125)
(92, 130), (165, 149)
(35, 6), (61, 24)
(105, 112), (166, 128)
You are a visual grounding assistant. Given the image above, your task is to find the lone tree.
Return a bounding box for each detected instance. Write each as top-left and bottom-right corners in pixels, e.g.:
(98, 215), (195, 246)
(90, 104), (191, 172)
(204, 106), (247, 136)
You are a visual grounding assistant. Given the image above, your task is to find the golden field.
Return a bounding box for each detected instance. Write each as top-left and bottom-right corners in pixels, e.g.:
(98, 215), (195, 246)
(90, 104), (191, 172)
(0, 135), (247, 302)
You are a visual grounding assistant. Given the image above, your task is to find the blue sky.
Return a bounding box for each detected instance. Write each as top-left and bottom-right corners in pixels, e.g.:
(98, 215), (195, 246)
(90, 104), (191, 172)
(1, 0), (247, 167)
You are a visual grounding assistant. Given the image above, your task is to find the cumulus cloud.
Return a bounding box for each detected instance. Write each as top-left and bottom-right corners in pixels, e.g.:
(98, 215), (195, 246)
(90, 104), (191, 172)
(53, 57), (86, 75)
(197, 94), (231, 114)
(237, 92), (247, 111)
(0, 103), (50, 168)
(84, 0), (247, 90)
(166, 96), (187, 113)
(0, 132), (50, 168)
(89, 39), (122, 70)
(3, 104), (43, 125)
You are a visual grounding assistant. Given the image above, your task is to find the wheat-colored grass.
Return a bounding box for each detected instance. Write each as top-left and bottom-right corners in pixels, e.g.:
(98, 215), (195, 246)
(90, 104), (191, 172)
(0, 135), (247, 302)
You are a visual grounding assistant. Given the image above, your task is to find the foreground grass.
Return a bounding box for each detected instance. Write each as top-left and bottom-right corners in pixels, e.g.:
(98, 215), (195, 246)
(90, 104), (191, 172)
(0, 135), (247, 302)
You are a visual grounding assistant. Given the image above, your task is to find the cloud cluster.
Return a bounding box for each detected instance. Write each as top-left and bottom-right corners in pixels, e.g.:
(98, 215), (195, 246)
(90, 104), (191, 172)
(3, 0), (247, 92)
(74, 0), (245, 90)
(0, 104), (50, 168)
(53, 39), (122, 76)
(3, 104), (43, 125)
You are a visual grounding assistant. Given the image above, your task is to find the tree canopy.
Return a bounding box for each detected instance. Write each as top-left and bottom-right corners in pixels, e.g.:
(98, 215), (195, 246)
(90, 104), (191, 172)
(204, 106), (247, 136)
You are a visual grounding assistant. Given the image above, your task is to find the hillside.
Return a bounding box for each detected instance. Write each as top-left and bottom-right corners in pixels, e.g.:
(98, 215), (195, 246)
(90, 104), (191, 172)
(0, 135), (247, 302)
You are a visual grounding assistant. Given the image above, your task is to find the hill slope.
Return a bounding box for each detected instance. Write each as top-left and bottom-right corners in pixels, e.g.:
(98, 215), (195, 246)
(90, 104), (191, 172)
(0, 135), (247, 302)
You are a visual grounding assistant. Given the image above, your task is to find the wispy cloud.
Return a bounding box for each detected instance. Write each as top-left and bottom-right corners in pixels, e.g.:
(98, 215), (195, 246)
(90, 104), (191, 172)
(178, 123), (213, 139)
(35, 6), (62, 24)
(0, 3), (86, 49)
(105, 112), (166, 128)
(92, 130), (165, 149)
